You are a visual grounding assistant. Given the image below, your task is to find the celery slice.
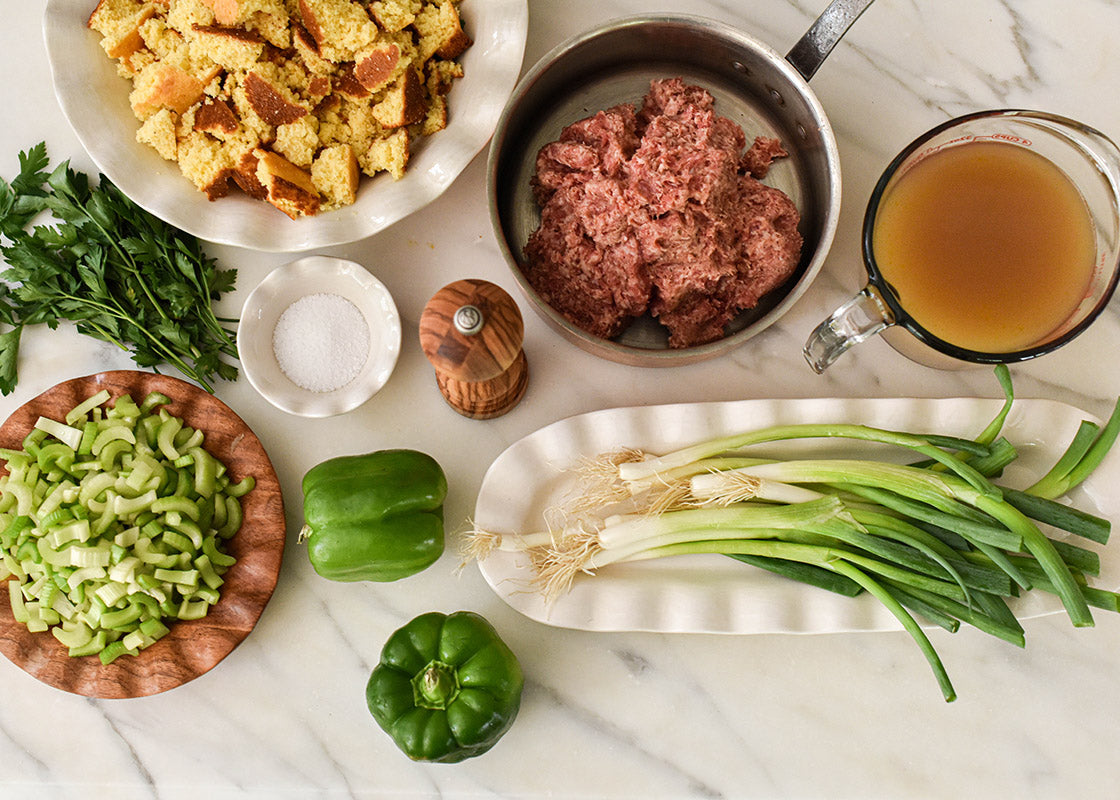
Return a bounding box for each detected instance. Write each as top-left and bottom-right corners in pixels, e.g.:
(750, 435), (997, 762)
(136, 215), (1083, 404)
(68, 629), (107, 658)
(65, 390), (111, 426)
(52, 620), (93, 649)
(33, 417), (83, 450)
(98, 640), (135, 665)
(8, 579), (28, 623)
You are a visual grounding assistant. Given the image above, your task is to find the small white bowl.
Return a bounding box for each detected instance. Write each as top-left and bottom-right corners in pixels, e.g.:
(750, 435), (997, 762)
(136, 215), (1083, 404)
(239, 257), (401, 417)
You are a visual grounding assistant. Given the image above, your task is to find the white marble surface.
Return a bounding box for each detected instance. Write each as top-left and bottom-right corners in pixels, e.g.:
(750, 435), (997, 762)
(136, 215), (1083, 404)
(4, 1), (1120, 797)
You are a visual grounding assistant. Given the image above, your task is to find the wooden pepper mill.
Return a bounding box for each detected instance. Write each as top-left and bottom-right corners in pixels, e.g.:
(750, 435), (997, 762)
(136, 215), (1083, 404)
(419, 279), (528, 419)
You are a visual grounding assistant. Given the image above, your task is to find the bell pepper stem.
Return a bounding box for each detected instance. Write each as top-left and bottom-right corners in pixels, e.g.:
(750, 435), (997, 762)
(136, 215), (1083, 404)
(412, 660), (460, 710)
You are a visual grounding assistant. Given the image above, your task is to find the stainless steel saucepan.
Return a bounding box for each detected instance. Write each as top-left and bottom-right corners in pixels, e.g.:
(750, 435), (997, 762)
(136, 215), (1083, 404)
(488, 0), (876, 366)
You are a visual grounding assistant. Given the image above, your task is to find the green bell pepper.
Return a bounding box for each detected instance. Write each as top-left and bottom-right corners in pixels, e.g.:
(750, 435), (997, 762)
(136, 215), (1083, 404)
(300, 449), (447, 582)
(366, 610), (524, 763)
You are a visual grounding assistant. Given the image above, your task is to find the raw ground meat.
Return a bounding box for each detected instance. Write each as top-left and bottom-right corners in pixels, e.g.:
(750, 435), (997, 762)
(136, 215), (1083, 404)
(523, 77), (803, 348)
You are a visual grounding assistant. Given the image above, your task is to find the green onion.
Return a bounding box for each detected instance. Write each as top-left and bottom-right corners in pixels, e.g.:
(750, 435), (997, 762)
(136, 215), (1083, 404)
(466, 368), (1120, 702)
(1028, 397), (1120, 499)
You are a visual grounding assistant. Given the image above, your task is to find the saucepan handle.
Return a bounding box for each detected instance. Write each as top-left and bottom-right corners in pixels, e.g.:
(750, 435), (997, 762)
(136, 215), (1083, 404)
(786, 0), (876, 81)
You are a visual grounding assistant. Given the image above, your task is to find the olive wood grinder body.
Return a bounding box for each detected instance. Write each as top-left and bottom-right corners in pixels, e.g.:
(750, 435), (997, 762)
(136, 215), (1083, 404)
(419, 279), (528, 419)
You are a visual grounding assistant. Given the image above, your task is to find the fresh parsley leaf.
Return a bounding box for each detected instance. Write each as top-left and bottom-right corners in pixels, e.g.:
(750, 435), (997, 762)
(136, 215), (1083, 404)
(0, 143), (239, 394)
(0, 325), (21, 395)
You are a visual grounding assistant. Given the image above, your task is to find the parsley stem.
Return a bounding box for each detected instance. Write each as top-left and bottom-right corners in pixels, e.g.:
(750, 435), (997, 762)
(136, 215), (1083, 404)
(63, 292), (214, 392)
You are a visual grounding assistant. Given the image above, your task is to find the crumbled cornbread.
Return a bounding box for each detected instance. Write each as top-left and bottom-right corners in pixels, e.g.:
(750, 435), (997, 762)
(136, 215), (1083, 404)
(87, 0), (470, 218)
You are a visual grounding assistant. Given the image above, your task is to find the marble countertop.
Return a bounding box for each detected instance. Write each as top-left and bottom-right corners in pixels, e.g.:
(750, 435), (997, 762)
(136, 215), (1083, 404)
(5, 1), (1120, 797)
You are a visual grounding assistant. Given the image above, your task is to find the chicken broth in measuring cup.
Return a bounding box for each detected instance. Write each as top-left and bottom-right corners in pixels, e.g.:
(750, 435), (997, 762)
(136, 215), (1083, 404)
(804, 110), (1120, 372)
(872, 141), (1096, 353)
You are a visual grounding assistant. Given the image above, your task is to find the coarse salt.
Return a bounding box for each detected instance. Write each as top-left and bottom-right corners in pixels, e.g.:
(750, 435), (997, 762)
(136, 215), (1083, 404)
(273, 293), (370, 392)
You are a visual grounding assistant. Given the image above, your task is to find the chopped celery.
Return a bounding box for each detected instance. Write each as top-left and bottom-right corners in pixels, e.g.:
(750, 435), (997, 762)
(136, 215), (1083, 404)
(0, 389), (251, 663)
(153, 567), (199, 588)
(121, 629), (155, 652)
(155, 415), (182, 461)
(67, 566), (106, 591)
(94, 581), (128, 608)
(100, 602), (143, 629)
(151, 495), (201, 520)
(135, 538), (177, 568)
(8, 579), (28, 623)
(69, 543), (111, 569)
(68, 630), (108, 658)
(98, 640), (136, 665)
(139, 392), (171, 414)
(52, 620), (94, 649)
(33, 417), (83, 450)
(65, 390), (112, 426)
(202, 535), (235, 568)
(114, 526), (140, 548)
(194, 555), (224, 590)
(91, 425), (136, 456)
(139, 616), (169, 639)
(177, 599), (210, 620)
(225, 476), (255, 498)
(109, 556), (140, 583)
(160, 530), (195, 553)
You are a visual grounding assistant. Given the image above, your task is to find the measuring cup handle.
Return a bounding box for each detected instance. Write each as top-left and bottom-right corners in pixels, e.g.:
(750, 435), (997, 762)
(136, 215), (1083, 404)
(803, 286), (894, 373)
(786, 0), (877, 81)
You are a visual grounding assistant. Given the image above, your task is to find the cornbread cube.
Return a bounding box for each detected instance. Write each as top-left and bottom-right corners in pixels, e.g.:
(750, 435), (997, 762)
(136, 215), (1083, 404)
(199, 0), (240, 24)
(311, 144), (360, 207)
(255, 148), (321, 217)
(230, 148), (268, 198)
(368, 0), (421, 33)
(354, 38), (410, 94)
(332, 63), (371, 100)
(198, 0), (282, 26)
(291, 20), (333, 75)
(244, 65), (310, 126)
(130, 61), (214, 116)
(88, 0), (159, 61)
(371, 67), (425, 128)
(426, 57), (464, 94)
(415, 0), (470, 61)
(135, 107), (179, 160)
(297, 0), (378, 62)
(275, 115), (321, 167)
(187, 23), (265, 70)
(420, 91), (447, 136)
(165, 0), (216, 34)
(192, 97), (240, 136)
(138, 16), (188, 62)
(177, 129), (233, 197)
(363, 127), (409, 179)
(420, 58), (463, 134)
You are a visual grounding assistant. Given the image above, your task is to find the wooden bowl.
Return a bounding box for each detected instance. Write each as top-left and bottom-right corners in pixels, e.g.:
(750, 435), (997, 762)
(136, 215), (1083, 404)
(0, 371), (286, 698)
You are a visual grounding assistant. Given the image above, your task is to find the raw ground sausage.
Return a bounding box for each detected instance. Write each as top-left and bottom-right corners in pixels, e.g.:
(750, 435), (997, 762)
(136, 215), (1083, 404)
(524, 78), (803, 348)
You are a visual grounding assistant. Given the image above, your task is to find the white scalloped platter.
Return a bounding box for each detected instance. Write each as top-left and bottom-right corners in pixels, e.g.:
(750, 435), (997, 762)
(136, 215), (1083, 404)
(474, 397), (1120, 634)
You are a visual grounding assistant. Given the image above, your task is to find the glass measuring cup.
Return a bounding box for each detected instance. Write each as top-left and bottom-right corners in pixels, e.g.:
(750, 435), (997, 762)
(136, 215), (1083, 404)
(803, 110), (1120, 372)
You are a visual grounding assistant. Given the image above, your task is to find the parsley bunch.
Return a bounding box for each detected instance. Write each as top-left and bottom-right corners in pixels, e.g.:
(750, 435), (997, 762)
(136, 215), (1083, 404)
(0, 143), (239, 394)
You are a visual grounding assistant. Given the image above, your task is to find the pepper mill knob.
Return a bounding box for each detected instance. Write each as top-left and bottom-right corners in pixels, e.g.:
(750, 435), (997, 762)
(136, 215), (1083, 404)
(419, 279), (528, 419)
